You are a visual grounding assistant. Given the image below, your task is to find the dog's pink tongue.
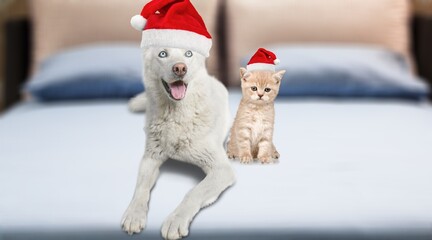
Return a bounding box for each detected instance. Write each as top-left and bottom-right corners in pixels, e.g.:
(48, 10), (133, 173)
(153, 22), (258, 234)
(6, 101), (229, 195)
(170, 81), (186, 100)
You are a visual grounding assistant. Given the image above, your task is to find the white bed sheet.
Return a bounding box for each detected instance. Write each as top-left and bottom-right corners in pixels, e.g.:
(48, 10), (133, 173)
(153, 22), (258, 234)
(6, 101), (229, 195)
(1, 91), (432, 239)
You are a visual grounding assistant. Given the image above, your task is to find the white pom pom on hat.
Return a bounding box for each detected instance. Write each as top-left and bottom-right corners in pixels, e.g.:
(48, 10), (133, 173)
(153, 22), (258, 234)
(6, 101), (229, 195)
(130, 15), (147, 31)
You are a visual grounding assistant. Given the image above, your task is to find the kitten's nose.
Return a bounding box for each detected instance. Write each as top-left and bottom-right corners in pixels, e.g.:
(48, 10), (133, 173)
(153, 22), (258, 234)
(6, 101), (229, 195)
(258, 93), (264, 98)
(172, 63), (187, 77)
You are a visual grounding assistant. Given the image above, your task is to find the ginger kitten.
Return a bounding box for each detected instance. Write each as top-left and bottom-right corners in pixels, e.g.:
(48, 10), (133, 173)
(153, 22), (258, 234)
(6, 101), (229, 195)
(227, 68), (286, 164)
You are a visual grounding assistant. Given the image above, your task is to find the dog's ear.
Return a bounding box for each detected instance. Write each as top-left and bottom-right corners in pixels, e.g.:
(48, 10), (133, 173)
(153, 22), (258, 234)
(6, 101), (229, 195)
(272, 70), (286, 84)
(240, 68), (251, 81)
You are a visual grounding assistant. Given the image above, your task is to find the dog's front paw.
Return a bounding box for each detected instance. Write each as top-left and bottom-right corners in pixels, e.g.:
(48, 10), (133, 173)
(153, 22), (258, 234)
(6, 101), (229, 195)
(161, 214), (191, 240)
(121, 206), (147, 235)
(239, 153), (253, 164)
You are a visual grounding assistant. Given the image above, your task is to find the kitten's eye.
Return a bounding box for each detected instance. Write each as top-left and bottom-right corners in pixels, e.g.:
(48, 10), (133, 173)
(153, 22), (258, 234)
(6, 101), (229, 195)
(251, 86), (258, 91)
(264, 88), (271, 92)
(185, 50), (193, 58)
(158, 51), (168, 58)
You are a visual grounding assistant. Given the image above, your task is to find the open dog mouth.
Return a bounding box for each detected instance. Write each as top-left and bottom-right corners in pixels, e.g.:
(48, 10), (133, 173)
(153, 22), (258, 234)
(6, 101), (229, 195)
(162, 80), (188, 101)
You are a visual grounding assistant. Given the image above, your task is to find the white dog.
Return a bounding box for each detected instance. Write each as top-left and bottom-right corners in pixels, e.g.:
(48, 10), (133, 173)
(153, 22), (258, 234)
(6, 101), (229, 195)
(121, 47), (236, 240)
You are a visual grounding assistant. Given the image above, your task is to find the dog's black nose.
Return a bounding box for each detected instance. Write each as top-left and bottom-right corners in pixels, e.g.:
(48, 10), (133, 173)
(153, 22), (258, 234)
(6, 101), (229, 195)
(172, 63), (187, 77)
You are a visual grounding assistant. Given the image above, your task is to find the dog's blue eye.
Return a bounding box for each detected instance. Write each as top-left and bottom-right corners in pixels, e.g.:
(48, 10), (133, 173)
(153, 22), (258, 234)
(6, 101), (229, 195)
(158, 51), (168, 58)
(185, 50), (193, 58)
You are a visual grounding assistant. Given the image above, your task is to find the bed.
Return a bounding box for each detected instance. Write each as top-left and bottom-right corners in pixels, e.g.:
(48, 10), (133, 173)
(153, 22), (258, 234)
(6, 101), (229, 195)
(1, 92), (432, 239)
(1, 0), (432, 239)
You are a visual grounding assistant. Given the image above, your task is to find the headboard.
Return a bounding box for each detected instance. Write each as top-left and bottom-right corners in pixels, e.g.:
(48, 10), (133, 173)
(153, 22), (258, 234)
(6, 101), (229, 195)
(29, 0), (220, 77)
(225, 0), (413, 85)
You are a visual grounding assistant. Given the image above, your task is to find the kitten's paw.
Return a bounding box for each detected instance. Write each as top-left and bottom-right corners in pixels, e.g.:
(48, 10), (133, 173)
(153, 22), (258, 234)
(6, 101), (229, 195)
(161, 214), (191, 240)
(239, 154), (253, 164)
(121, 206), (147, 235)
(227, 151), (236, 159)
(259, 156), (272, 164)
(272, 150), (280, 159)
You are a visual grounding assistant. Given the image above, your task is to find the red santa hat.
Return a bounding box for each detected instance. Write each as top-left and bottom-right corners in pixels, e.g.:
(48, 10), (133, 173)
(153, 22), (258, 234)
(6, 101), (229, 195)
(246, 48), (280, 72)
(130, 0), (212, 57)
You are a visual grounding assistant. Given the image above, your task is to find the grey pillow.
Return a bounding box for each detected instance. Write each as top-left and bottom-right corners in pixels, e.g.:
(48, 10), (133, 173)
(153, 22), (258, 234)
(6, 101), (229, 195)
(242, 45), (429, 100)
(25, 44), (144, 101)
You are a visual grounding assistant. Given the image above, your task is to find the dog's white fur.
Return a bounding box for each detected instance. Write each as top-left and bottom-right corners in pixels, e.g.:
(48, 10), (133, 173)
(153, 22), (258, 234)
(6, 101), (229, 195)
(121, 47), (235, 240)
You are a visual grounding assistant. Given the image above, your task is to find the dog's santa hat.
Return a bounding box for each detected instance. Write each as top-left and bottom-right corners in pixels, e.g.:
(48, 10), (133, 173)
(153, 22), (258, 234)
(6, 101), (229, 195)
(131, 0), (212, 57)
(246, 48), (280, 72)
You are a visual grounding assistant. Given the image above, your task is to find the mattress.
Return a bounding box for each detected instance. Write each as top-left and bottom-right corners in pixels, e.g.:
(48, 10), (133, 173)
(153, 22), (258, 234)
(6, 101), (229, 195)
(1, 91), (432, 240)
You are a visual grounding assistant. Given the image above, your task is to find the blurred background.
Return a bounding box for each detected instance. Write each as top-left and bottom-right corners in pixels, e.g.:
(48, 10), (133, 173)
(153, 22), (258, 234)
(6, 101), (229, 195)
(0, 0), (26, 111)
(1, 0), (432, 111)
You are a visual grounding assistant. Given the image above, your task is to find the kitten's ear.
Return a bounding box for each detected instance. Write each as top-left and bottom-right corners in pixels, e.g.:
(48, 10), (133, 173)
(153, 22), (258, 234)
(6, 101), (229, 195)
(273, 70), (286, 84)
(240, 67), (251, 81)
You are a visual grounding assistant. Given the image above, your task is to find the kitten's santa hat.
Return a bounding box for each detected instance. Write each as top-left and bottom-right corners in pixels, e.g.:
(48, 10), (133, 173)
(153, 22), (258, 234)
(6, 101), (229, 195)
(246, 48), (280, 72)
(130, 0), (212, 57)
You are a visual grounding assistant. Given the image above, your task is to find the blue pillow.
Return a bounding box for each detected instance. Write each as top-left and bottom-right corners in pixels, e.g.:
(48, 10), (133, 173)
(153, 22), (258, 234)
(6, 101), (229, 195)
(25, 44), (144, 101)
(241, 45), (429, 99)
